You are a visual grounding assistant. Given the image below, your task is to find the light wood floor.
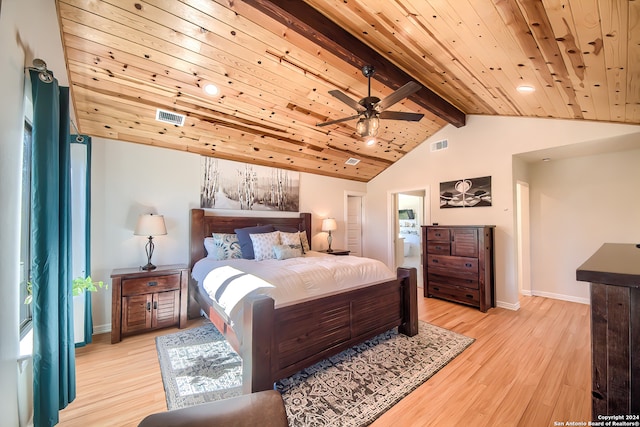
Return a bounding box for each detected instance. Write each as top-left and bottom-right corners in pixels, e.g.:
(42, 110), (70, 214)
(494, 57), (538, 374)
(59, 295), (591, 426)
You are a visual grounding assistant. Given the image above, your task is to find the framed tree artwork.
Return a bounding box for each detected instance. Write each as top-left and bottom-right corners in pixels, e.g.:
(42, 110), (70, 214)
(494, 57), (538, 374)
(201, 157), (300, 212)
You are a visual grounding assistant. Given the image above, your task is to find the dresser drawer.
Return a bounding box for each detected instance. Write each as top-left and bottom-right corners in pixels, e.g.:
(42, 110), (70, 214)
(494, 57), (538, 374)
(428, 273), (478, 290)
(427, 227), (450, 242)
(427, 282), (480, 305)
(427, 255), (478, 280)
(427, 241), (450, 255)
(122, 273), (181, 296)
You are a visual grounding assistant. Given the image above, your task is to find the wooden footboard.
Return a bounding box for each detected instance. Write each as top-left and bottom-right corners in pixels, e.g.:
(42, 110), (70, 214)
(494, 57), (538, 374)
(243, 266), (418, 393)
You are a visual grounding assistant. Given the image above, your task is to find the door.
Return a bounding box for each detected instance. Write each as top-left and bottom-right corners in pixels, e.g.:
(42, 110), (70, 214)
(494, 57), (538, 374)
(347, 195), (363, 256)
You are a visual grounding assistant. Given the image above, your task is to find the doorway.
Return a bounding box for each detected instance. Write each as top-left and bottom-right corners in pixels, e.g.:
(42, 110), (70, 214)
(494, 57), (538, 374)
(391, 189), (428, 287)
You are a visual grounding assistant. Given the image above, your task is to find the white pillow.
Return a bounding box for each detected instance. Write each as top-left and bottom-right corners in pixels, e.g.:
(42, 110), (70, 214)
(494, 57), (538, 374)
(204, 234), (242, 260)
(281, 231), (302, 246)
(273, 244), (303, 260)
(250, 231), (280, 261)
(204, 237), (216, 258)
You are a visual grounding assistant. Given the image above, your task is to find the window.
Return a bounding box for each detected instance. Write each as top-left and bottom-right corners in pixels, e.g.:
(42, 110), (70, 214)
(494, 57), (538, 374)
(19, 119), (33, 336)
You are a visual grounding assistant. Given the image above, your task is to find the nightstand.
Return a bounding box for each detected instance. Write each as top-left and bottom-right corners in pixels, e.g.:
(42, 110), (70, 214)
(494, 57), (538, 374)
(320, 249), (350, 256)
(110, 264), (188, 343)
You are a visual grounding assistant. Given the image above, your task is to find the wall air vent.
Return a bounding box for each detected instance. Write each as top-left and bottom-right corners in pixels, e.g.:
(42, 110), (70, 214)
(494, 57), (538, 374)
(430, 139), (448, 152)
(155, 109), (186, 126)
(345, 157), (360, 166)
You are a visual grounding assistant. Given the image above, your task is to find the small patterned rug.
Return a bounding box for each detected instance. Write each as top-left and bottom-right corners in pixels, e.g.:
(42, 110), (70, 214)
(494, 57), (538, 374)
(156, 320), (474, 425)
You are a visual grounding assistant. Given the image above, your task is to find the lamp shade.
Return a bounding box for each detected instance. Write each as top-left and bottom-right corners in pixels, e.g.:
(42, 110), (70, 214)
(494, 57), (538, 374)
(322, 218), (337, 232)
(134, 214), (167, 237)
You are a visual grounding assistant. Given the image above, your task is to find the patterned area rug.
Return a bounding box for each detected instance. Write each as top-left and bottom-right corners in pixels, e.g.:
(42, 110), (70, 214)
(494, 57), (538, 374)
(156, 320), (474, 425)
(156, 322), (242, 410)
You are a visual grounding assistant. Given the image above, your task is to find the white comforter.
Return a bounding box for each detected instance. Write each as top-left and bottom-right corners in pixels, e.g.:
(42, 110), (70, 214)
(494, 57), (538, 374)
(192, 251), (396, 322)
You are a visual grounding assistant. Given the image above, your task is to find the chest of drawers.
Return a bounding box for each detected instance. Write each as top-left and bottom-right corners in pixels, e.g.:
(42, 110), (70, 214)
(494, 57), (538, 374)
(422, 225), (495, 312)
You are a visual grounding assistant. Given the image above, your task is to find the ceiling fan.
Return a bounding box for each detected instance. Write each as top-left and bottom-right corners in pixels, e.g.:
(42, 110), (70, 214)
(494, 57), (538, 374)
(317, 65), (424, 138)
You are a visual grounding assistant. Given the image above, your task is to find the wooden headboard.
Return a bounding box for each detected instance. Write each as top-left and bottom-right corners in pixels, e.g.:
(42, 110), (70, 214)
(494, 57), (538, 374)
(189, 209), (312, 270)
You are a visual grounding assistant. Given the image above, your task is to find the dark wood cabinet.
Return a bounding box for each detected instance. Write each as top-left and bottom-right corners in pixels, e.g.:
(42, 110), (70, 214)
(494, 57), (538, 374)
(422, 225), (495, 312)
(576, 243), (640, 419)
(111, 264), (188, 343)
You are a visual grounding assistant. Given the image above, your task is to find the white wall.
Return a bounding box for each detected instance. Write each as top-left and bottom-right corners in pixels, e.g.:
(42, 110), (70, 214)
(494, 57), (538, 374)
(365, 115), (640, 309)
(528, 148), (640, 303)
(89, 138), (366, 331)
(0, 0), (69, 424)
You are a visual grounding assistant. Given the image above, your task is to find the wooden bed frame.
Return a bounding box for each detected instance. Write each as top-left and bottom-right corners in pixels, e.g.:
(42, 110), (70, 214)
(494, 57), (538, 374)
(188, 208), (418, 393)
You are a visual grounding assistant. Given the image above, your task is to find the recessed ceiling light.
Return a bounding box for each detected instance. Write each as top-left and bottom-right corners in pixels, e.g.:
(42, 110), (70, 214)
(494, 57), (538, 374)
(517, 85), (535, 93)
(203, 83), (219, 96)
(365, 137), (376, 146)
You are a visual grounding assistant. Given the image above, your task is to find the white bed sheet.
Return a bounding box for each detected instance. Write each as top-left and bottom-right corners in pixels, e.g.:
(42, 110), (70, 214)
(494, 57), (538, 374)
(191, 251), (396, 330)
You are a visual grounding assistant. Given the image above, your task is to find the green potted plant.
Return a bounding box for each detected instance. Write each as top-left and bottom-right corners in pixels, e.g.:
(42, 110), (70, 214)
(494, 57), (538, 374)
(72, 276), (107, 296)
(24, 276), (107, 304)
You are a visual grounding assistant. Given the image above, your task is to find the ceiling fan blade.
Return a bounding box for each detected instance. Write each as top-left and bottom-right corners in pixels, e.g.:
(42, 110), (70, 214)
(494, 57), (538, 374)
(328, 90), (366, 112)
(377, 81), (422, 112)
(379, 111), (424, 121)
(316, 114), (362, 127)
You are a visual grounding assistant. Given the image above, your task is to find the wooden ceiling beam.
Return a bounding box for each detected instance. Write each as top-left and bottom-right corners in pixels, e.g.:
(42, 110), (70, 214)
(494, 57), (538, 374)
(243, 0), (466, 128)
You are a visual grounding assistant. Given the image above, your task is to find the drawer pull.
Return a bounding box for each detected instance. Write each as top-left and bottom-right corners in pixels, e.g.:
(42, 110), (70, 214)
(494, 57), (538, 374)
(436, 246), (442, 250)
(433, 286), (440, 291)
(466, 294), (474, 299)
(146, 302), (151, 311)
(432, 259), (439, 263)
(147, 281), (158, 287)
(465, 263), (472, 268)
(435, 233), (441, 237)
(153, 301), (158, 310)
(591, 391), (604, 400)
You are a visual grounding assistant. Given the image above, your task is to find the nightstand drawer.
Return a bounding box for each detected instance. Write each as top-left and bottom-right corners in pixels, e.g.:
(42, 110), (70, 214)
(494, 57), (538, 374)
(122, 273), (180, 296)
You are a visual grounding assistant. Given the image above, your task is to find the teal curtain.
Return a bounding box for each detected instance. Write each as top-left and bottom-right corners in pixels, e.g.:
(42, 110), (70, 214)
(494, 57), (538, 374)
(30, 70), (75, 426)
(71, 134), (94, 346)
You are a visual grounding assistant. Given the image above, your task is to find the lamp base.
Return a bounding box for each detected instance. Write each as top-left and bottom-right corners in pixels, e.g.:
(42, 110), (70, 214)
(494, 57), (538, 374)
(141, 262), (157, 271)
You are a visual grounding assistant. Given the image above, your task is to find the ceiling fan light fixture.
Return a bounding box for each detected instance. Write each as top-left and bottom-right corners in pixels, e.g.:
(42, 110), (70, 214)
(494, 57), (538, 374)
(356, 116), (379, 137)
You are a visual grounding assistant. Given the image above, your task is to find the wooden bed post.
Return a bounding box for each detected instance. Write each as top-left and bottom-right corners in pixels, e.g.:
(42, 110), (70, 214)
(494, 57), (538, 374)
(242, 295), (275, 393)
(397, 267), (418, 337)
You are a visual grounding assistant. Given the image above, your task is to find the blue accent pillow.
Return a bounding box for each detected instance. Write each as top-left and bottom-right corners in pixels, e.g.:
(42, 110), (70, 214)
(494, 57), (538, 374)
(234, 225), (274, 259)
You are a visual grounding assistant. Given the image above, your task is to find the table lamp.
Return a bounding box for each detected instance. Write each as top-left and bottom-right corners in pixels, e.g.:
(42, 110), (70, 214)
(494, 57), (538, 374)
(134, 214), (167, 270)
(322, 218), (337, 253)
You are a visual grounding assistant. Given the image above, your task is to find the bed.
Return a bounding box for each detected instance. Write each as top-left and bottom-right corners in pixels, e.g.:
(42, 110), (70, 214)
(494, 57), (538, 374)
(188, 208), (418, 393)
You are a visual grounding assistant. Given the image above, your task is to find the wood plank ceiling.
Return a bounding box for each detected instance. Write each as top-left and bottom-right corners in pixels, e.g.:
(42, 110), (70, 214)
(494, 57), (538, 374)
(56, 0), (639, 182)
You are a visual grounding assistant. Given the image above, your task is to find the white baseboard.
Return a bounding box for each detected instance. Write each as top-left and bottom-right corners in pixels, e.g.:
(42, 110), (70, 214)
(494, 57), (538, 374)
(496, 300), (520, 311)
(529, 290), (590, 305)
(93, 323), (111, 335)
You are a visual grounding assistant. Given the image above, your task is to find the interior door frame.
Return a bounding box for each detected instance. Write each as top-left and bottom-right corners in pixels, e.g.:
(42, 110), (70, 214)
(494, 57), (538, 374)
(386, 186), (430, 269)
(344, 190), (366, 256)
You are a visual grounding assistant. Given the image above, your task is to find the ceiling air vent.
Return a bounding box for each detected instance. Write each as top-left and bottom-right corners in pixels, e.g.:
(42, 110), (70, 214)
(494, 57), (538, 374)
(155, 109), (186, 126)
(430, 139), (448, 152)
(345, 157), (360, 166)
